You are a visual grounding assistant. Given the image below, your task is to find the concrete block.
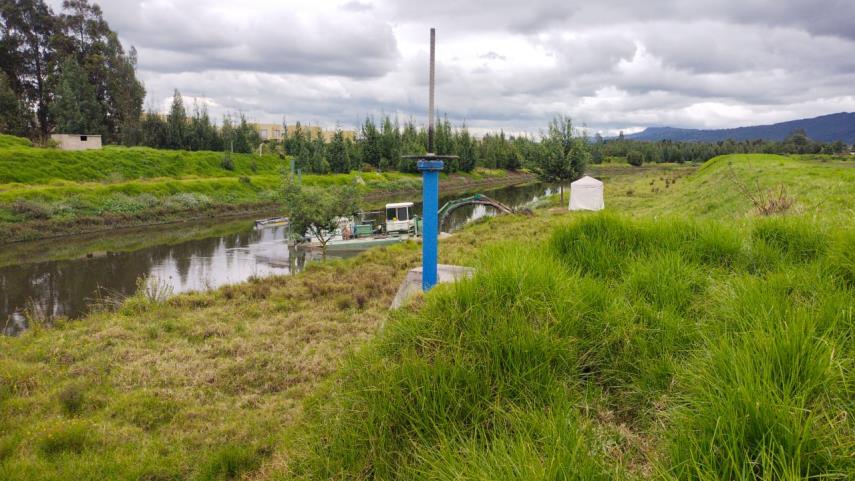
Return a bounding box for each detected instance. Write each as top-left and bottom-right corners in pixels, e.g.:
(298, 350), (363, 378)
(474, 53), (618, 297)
(51, 134), (102, 150)
(390, 264), (474, 309)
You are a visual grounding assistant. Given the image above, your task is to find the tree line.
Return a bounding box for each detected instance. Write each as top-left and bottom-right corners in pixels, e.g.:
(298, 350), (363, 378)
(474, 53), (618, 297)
(279, 115), (585, 175)
(138, 90), (261, 154)
(0, 0), (144, 143)
(594, 129), (851, 166)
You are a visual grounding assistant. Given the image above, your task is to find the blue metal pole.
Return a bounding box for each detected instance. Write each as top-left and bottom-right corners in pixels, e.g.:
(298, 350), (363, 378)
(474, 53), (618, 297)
(417, 159), (443, 290)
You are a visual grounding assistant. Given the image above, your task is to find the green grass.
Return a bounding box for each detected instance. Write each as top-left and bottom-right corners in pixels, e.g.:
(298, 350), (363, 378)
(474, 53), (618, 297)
(0, 245), (424, 481)
(1, 153), (853, 480)
(604, 154), (855, 222)
(0, 142), (287, 184)
(0, 134), (32, 149)
(286, 215), (854, 480)
(0, 138), (515, 241)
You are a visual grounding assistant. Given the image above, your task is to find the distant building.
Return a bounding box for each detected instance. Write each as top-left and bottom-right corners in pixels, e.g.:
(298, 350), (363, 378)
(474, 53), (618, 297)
(51, 134), (102, 150)
(251, 123), (356, 142)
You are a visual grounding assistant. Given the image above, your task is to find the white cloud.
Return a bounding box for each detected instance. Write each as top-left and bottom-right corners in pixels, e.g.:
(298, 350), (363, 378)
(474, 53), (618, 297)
(69, 0), (855, 133)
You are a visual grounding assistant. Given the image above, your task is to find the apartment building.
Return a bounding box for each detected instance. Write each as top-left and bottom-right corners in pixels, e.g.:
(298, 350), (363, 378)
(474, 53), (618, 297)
(251, 123), (356, 142)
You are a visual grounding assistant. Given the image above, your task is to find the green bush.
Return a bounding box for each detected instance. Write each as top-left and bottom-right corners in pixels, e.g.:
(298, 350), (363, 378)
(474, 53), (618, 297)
(36, 420), (98, 457)
(58, 384), (86, 416)
(197, 444), (264, 481)
(626, 150), (643, 166)
(752, 217), (828, 262)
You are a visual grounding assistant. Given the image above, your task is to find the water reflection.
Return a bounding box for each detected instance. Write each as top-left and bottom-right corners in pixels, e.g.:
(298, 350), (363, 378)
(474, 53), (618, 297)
(2, 181), (560, 335)
(1, 226), (338, 335)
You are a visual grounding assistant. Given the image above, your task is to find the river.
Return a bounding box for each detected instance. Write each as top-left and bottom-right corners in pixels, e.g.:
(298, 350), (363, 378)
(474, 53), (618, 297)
(1, 181), (561, 335)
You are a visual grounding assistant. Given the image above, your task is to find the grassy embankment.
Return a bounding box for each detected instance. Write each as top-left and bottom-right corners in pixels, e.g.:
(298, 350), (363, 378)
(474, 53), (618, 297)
(0, 134), (516, 242)
(0, 154), (853, 480)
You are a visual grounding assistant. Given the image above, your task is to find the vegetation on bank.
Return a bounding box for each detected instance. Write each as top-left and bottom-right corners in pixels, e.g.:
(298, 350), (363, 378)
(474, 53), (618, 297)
(0, 154), (853, 480)
(289, 215), (854, 480)
(0, 134), (517, 242)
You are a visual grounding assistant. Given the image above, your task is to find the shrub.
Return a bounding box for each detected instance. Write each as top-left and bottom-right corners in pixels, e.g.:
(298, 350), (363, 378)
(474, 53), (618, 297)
(197, 444), (264, 481)
(164, 192), (213, 210)
(626, 150), (643, 166)
(58, 384), (86, 415)
(221, 154), (234, 171)
(37, 420), (97, 456)
(752, 218), (828, 262)
(826, 230), (855, 287)
(98, 193), (159, 215)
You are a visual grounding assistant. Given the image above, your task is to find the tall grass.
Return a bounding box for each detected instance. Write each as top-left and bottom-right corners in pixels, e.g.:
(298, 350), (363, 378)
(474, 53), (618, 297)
(0, 134), (32, 149)
(0, 143), (287, 183)
(286, 213), (854, 480)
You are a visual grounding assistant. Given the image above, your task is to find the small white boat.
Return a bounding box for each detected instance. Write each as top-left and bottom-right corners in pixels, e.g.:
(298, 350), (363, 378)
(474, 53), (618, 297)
(254, 217), (289, 229)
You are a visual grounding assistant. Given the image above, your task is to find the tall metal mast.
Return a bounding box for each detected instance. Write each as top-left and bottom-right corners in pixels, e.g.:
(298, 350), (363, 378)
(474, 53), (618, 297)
(404, 28), (456, 291)
(427, 28), (436, 154)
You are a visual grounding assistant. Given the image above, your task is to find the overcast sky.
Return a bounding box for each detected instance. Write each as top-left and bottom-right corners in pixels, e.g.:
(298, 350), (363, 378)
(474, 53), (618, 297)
(63, 0), (855, 135)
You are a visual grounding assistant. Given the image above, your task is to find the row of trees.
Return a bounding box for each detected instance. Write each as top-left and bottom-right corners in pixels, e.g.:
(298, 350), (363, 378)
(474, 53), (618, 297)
(0, 0), (145, 143)
(280, 116), (482, 174)
(280, 115), (586, 175)
(137, 90), (261, 154)
(284, 117), (851, 176)
(597, 130), (851, 166)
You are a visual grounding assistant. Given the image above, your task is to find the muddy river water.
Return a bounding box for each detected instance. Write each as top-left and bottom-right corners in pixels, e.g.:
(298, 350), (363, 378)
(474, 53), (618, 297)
(2, 181), (562, 335)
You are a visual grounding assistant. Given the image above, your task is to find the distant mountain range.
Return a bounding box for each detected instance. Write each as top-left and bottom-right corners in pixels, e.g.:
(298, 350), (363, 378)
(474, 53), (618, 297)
(623, 112), (855, 144)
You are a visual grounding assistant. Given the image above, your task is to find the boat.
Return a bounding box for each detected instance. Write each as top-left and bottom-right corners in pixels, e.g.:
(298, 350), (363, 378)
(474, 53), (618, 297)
(254, 217), (289, 229)
(316, 234), (416, 252)
(297, 202), (423, 251)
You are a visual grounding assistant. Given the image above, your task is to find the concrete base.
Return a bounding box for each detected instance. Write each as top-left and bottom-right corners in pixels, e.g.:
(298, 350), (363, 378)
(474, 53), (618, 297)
(391, 264), (475, 309)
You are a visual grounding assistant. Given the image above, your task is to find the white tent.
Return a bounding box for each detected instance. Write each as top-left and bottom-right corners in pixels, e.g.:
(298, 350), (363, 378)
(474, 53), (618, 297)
(568, 175), (604, 211)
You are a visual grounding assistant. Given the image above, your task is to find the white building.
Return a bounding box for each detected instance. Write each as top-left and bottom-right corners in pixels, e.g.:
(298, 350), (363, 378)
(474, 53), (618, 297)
(51, 134), (102, 151)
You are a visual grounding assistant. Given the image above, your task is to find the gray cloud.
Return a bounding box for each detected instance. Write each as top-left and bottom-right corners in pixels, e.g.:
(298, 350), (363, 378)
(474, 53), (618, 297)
(80, 0), (855, 134)
(96, 0), (398, 77)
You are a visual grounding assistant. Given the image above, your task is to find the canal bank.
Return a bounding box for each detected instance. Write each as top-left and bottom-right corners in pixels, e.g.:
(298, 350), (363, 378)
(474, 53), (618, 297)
(0, 170), (532, 244)
(2, 178), (551, 335)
